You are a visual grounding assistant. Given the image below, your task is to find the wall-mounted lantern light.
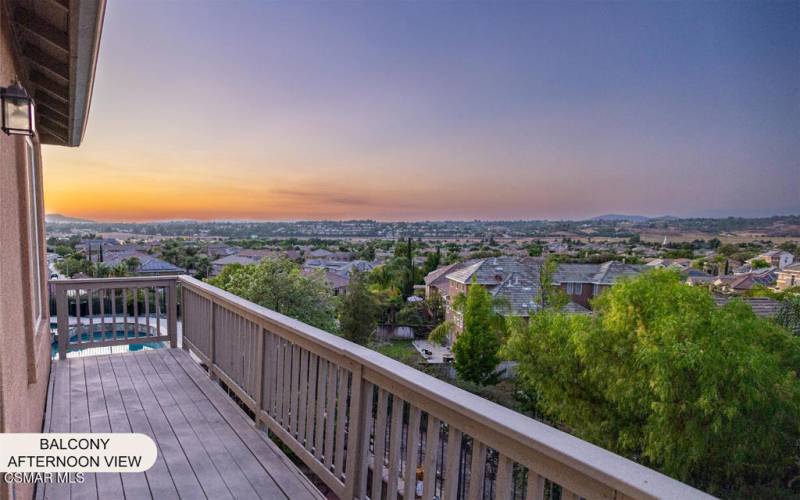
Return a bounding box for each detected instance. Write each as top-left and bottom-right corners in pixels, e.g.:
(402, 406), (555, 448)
(1, 82), (35, 136)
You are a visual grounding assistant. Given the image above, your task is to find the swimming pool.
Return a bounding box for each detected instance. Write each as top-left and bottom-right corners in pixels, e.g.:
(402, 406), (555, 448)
(51, 327), (165, 359)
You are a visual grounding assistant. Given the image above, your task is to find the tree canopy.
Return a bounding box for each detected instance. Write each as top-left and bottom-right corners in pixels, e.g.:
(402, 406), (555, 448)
(453, 282), (505, 385)
(338, 270), (379, 344)
(503, 269), (800, 494)
(208, 258), (337, 332)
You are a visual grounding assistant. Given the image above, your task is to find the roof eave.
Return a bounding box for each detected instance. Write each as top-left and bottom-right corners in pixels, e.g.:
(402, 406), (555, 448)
(64, 0), (105, 146)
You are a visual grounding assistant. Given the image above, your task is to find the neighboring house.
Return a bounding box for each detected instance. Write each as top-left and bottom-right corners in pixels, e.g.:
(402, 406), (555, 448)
(714, 268), (777, 293)
(237, 248), (279, 260)
(424, 261), (473, 298)
(303, 268), (349, 296)
(645, 258), (692, 270)
(308, 248), (334, 259)
(101, 251), (185, 276)
(303, 259), (374, 275)
(684, 268), (716, 286)
(210, 254), (260, 276)
(553, 261), (645, 309)
(206, 243), (238, 259)
(443, 256), (590, 334)
(748, 250), (794, 270)
(776, 263), (800, 291)
(302, 259), (374, 295)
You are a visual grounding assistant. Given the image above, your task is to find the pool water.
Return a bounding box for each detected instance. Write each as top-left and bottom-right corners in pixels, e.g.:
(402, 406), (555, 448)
(51, 327), (165, 358)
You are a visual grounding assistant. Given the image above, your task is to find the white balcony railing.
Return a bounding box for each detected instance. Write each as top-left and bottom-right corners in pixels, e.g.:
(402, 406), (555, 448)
(50, 275), (714, 499)
(177, 276), (714, 500)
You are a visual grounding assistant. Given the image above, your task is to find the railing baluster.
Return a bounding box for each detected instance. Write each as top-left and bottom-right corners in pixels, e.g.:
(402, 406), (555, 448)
(289, 344), (300, 434)
(422, 415), (440, 500)
(496, 454), (514, 500)
(467, 441), (487, 500)
(305, 353), (318, 450)
(276, 336), (286, 424)
(314, 359), (327, 460)
(87, 288), (94, 344)
(372, 389), (389, 500)
(111, 288), (116, 339)
(404, 406), (422, 500)
(99, 288), (105, 343)
(121, 287), (127, 338)
(527, 470), (545, 500)
(334, 367), (350, 479)
(442, 426), (462, 500)
(324, 362), (337, 470)
(355, 381), (374, 500)
(144, 286), (150, 337)
(255, 326), (265, 427)
(298, 349), (309, 442)
(75, 288), (82, 349)
(386, 396), (404, 500)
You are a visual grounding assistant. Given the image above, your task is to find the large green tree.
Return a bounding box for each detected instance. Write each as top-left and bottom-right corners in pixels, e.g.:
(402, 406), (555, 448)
(503, 269), (800, 494)
(453, 282), (504, 385)
(208, 258), (337, 332)
(338, 270), (379, 344)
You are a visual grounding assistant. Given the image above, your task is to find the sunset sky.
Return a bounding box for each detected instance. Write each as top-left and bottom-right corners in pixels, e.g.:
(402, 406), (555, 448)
(42, 1), (799, 222)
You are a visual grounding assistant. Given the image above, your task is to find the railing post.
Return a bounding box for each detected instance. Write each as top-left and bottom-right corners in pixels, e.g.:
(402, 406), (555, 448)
(167, 280), (177, 348)
(343, 363), (366, 500)
(56, 285), (68, 360)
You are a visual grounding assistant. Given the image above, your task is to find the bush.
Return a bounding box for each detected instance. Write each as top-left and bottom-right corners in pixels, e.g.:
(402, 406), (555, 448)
(503, 269), (800, 495)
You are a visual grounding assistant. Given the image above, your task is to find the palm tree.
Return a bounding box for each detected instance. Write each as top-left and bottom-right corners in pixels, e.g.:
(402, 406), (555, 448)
(124, 257), (141, 274)
(111, 263), (128, 277)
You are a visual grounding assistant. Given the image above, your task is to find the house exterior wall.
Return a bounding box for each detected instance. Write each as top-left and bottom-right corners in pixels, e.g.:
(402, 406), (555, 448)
(776, 269), (800, 291)
(559, 282), (594, 309)
(0, 6), (53, 500)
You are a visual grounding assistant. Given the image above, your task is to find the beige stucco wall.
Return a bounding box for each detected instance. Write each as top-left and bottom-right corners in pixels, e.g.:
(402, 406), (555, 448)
(1, 5), (53, 500)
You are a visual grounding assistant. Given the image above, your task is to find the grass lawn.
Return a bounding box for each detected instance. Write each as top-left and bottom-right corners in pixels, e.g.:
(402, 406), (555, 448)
(368, 339), (422, 365)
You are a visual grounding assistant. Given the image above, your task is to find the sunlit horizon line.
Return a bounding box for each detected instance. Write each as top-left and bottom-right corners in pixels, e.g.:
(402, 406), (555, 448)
(45, 210), (800, 224)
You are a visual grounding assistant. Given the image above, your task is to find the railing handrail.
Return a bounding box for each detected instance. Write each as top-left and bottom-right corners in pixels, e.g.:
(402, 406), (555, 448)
(177, 275), (712, 500)
(50, 276), (178, 288)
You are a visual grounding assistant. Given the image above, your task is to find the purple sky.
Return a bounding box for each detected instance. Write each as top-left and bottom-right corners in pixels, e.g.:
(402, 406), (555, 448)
(43, 1), (800, 221)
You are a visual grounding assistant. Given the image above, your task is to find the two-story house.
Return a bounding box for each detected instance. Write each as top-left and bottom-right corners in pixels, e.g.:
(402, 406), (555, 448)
(553, 261), (645, 309)
(748, 249), (794, 270)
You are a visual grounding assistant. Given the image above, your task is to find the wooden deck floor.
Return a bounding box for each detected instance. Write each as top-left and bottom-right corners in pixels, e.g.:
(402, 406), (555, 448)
(37, 348), (323, 500)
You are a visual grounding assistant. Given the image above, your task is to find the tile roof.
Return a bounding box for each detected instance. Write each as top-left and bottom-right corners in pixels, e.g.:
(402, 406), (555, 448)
(553, 261), (644, 285)
(490, 272), (541, 316)
(713, 296), (782, 318)
(212, 254), (259, 266)
(446, 256), (539, 285)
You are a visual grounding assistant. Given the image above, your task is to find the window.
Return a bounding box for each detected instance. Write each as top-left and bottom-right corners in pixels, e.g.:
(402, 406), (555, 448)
(26, 138), (43, 334)
(574, 283), (582, 295)
(566, 282), (582, 295)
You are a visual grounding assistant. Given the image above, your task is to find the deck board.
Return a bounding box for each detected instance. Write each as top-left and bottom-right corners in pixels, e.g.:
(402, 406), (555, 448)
(42, 348), (323, 500)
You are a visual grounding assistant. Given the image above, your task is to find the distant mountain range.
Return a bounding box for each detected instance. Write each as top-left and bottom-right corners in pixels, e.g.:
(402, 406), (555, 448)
(588, 214), (651, 222)
(45, 213), (95, 223)
(587, 214), (678, 223)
